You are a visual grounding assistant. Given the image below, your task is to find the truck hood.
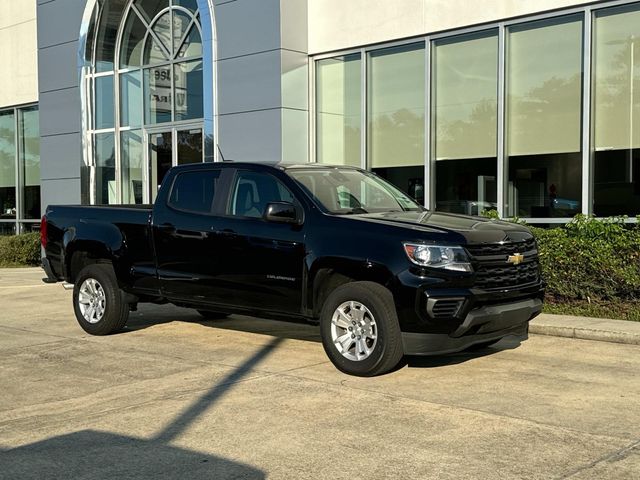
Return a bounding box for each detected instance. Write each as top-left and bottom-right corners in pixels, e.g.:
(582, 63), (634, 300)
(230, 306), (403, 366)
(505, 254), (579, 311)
(345, 210), (533, 244)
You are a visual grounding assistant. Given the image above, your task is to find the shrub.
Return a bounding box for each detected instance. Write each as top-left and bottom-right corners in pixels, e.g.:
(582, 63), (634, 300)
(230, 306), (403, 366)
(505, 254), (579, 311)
(0, 233), (41, 267)
(531, 215), (640, 303)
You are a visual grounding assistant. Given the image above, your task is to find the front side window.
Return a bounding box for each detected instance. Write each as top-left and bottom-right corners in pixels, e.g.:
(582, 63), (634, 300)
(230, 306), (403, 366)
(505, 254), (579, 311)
(229, 172), (296, 218)
(289, 168), (422, 214)
(169, 169), (219, 213)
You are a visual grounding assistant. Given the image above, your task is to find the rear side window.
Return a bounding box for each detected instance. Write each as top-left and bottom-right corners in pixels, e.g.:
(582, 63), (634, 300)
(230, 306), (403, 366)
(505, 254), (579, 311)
(168, 170), (220, 214)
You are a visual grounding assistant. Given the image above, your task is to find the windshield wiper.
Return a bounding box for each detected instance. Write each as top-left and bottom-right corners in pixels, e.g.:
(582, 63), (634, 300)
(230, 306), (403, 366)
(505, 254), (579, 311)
(342, 207), (369, 214)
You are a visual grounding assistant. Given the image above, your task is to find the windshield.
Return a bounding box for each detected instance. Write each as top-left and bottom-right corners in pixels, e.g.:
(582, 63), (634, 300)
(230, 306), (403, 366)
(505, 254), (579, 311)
(288, 168), (424, 214)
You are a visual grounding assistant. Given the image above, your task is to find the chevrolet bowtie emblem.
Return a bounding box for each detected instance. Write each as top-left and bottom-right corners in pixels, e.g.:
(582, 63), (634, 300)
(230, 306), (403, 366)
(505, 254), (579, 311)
(507, 253), (524, 265)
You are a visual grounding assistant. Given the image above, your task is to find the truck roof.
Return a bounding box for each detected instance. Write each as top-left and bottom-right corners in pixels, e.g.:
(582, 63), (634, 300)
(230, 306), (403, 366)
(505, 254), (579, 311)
(172, 161), (362, 172)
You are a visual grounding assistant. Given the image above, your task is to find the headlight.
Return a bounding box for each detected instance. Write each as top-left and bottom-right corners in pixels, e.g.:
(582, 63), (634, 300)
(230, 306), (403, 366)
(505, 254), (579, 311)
(403, 243), (473, 272)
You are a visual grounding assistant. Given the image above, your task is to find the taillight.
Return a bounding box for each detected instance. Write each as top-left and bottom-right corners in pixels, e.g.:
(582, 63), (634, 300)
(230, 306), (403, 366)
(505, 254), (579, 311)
(40, 215), (48, 249)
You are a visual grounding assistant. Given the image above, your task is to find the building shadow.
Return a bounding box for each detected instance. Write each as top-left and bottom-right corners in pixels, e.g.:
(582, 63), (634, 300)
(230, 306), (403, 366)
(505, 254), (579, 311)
(1, 338), (283, 480)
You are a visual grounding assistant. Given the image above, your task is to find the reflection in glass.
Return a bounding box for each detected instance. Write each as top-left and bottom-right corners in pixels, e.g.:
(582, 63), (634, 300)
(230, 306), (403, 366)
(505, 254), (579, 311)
(145, 66), (173, 124)
(135, 0), (169, 24)
(177, 129), (202, 165)
(433, 30), (498, 214)
(120, 71), (143, 127)
(95, 75), (115, 129)
(506, 16), (583, 218)
(176, 22), (202, 59)
(593, 4), (640, 216)
(0, 110), (16, 219)
(20, 107), (40, 219)
(119, 12), (146, 68)
(173, 0), (198, 15)
(143, 33), (169, 65)
(174, 61), (203, 121)
(95, 133), (116, 205)
(149, 131), (172, 202)
(94, 2), (127, 72)
(121, 130), (144, 204)
(368, 43), (425, 203)
(316, 54), (361, 167)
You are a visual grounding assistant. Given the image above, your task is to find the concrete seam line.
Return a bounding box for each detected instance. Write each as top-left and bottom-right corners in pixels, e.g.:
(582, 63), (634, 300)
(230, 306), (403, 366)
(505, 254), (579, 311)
(556, 437), (640, 479)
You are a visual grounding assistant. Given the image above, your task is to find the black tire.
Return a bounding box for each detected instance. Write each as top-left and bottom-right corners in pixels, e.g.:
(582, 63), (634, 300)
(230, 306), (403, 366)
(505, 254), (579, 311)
(320, 281), (404, 377)
(196, 310), (229, 320)
(72, 264), (130, 335)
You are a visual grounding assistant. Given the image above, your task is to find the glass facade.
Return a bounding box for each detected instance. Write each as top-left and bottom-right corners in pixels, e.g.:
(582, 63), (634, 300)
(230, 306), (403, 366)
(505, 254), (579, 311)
(314, 1), (640, 221)
(316, 53), (361, 166)
(0, 105), (40, 234)
(433, 30), (498, 215)
(85, 0), (204, 205)
(593, 3), (640, 216)
(368, 43), (425, 205)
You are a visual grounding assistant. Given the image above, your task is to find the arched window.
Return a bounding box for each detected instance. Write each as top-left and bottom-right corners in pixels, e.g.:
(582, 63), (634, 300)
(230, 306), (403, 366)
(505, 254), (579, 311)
(82, 0), (208, 205)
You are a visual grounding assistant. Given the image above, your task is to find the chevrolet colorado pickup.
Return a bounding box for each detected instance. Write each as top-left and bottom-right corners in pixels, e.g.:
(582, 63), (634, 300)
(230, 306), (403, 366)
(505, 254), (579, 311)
(41, 162), (544, 376)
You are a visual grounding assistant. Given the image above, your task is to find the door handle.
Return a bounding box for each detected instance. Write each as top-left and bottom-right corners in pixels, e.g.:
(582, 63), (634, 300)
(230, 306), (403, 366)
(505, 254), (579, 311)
(157, 223), (176, 234)
(216, 228), (237, 238)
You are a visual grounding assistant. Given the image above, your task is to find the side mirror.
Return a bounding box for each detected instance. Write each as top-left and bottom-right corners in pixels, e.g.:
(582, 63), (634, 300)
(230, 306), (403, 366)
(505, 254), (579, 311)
(264, 202), (302, 225)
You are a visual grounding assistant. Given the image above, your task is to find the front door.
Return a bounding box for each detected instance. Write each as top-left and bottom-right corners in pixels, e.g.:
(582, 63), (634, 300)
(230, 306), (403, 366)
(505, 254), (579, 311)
(146, 125), (203, 202)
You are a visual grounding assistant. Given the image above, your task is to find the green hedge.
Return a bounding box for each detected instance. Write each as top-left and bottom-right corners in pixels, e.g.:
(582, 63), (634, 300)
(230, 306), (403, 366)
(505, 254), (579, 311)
(484, 212), (640, 320)
(0, 232), (41, 267)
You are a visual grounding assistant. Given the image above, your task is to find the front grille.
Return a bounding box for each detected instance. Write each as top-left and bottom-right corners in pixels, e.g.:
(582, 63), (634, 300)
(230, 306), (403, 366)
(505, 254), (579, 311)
(466, 239), (540, 290)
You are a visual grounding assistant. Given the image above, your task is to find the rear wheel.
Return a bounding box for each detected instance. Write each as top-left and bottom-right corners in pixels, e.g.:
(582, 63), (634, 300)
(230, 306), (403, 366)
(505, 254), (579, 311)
(73, 264), (129, 335)
(196, 310), (229, 320)
(320, 281), (403, 377)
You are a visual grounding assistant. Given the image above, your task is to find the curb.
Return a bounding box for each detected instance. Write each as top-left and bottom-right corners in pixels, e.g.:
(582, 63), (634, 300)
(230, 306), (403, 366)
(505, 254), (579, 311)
(530, 314), (640, 346)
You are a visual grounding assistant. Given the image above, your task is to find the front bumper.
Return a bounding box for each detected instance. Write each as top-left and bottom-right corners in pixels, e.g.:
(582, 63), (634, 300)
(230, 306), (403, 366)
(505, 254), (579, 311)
(401, 298), (542, 355)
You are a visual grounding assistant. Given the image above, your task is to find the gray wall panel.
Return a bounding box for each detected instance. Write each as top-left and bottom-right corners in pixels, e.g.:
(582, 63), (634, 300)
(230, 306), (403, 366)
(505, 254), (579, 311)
(38, 42), (80, 93)
(215, 0), (281, 60)
(41, 178), (82, 207)
(37, 0), (86, 48)
(39, 87), (81, 137)
(218, 109), (282, 162)
(217, 50), (282, 114)
(40, 134), (82, 181)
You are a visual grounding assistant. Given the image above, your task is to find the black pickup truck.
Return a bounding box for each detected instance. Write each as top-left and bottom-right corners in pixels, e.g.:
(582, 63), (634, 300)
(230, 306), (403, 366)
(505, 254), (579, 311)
(41, 162), (544, 376)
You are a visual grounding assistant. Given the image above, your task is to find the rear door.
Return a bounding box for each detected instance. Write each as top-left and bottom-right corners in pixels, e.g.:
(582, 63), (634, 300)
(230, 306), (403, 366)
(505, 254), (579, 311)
(152, 167), (228, 300)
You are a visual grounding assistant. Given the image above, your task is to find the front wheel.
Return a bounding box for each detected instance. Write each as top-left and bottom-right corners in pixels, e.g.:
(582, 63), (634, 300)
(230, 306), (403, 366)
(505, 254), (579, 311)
(320, 281), (404, 377)
(72, 264), (129, 335)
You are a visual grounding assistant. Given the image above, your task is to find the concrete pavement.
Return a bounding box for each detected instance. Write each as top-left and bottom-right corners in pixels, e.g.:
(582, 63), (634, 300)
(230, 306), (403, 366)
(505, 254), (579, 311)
(1, 267), (639, 479)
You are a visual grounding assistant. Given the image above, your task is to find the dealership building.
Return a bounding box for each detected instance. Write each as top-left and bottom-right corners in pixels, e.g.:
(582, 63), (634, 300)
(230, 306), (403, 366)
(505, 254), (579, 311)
(1, 0), (639, 234)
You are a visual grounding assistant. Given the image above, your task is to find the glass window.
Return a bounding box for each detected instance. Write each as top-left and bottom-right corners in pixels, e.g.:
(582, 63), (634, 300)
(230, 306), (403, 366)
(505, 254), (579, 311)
(593, 4), (640, 216)
(135, 0), (169, 24)
(229, 172), (296, 218)
(145, 66), (173, 123)
(506, 16), (583, 218)
(120, 71), (143, 127)
(174, 61), (203, 121)
(20, 107), (40, 219)
(94, 2), (127, 72)
(95, 75), (115, 129)
(316, 53), (361, 167)
(168, 169), (219, 213)
(177, 128), (202, 165)
(368, 43), (425, 204)
(94, 133), (116, 205)
(433, 30), (498, 215)
(0, 110), (16, 220)
(119, 11), (146, 69)
(289, 168), (422, 214)
(176, 22), (202, 59)
(121, 130), (144, 204)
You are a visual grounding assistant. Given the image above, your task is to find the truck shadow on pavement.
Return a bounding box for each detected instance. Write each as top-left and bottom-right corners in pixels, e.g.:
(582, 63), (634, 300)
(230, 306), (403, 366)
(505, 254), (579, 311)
(1, 338), (284, 480)
(124, 305), (524, 370)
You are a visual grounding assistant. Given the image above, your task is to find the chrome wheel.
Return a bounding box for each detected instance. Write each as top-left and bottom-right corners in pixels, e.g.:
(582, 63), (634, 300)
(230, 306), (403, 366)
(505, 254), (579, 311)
(331, 301), (378, 361)
(77, 278), (106, 324)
